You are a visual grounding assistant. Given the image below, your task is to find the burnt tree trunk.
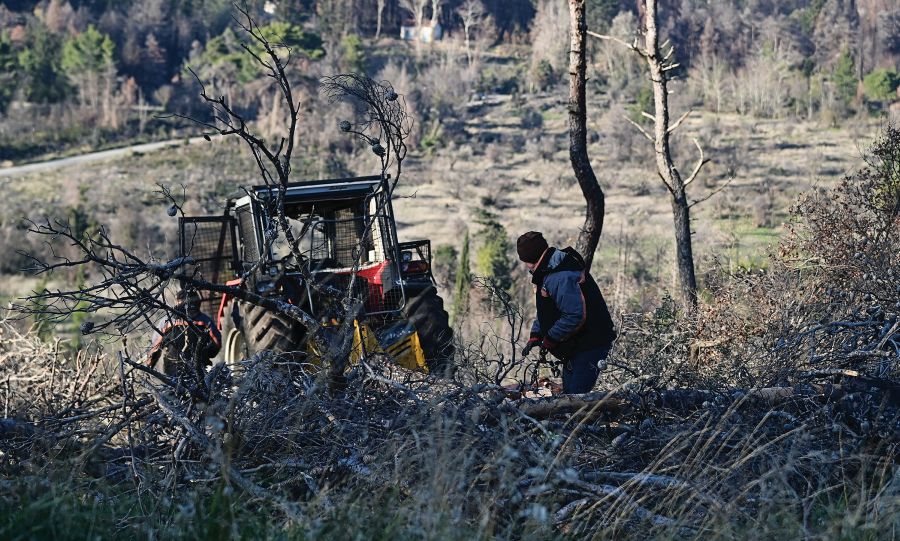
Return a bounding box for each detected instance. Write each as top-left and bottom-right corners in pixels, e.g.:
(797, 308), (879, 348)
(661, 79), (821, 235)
(642, 0), (698, 312)
(568, 0), (606, 270)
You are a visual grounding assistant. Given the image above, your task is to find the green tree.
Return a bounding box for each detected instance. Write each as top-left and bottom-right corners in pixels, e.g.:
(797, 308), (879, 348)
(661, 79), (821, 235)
(339, 34), (366, 73)
(475, 220), (513, 292)
(531, 59), (555, 91)
(61, 25), (115, 106)
(68, 266), (91, 351)
(257, 21), (325, 61)
(193, 23), (325, 85)
(30, 275), (53, 342)
(796, 0), (826, 36)
(863, 68), (900, 103)
(62, 26), (114, 75)
(627, 85), (654, 123)
(586, 0), (621, 33)
(832, 49), (857, 106)
(452, 231), (471, 323)
(17, 24), (69, 103)
(0, 32), (17, 114)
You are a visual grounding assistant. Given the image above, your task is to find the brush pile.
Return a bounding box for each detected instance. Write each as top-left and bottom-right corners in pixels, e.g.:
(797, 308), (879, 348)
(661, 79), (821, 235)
(1, 299), (897, 538)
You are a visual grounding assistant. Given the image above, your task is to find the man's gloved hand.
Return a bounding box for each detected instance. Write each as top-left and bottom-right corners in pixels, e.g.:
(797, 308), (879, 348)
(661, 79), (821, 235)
(540, 337), (558, 352)
(521, 335), (542, 356)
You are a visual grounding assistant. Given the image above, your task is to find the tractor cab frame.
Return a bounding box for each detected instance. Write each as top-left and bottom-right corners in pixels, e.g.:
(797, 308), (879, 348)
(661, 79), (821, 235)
(178, 175), (449, 370)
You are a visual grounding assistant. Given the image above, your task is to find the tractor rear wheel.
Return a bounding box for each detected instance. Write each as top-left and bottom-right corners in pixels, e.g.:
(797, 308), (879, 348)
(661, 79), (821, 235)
(402, 286), (454, 374)
(220, 300), (306, 363)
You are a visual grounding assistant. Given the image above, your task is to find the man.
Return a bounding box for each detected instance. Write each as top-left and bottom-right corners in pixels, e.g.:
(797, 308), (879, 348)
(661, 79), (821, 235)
(518, 231), (616, 394)
(148, 288), (221, 391)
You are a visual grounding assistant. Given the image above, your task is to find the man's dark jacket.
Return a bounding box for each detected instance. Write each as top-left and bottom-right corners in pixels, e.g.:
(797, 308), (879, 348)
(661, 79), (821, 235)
(149, 309), (221, 379)
(530, 247), (616, 361)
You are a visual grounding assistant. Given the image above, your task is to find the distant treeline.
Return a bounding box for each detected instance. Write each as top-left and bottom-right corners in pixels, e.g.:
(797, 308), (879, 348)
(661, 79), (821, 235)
(1, 1), (898, 110)
(0, 0), (898, 160)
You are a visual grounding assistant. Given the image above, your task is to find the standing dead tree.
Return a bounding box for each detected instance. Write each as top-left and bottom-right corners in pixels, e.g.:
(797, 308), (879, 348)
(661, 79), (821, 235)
(590, 0), (714, 313)
(568, 0), (606, 270)
(376, 0), (387, 39)
(400, 0), (429, 41)
(456, 0), (487, 66)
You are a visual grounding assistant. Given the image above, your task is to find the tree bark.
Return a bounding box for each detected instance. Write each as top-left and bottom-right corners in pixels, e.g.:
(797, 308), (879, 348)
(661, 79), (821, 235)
(642, 0), (698, 312)
(568, 0), (606, 270)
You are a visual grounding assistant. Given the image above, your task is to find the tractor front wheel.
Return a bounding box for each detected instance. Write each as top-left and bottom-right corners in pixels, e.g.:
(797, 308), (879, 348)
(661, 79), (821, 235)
(219, 300), (306, 363)
(402, 286), (454, 374)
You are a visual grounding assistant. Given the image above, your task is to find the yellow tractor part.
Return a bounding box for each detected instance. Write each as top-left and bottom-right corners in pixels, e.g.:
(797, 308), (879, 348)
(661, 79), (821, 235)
(350, 320), (428, 372)
(306, 319), (428, 373)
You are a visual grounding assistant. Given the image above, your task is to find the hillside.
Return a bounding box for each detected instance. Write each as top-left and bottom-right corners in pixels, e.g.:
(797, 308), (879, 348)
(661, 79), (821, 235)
(0, 2), (898, 539)
(0, 91), (881, 313)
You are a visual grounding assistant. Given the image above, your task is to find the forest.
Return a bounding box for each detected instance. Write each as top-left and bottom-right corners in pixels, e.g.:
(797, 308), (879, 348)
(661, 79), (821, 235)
(0, 0), (898, 539)
(1, 0), (898, 164)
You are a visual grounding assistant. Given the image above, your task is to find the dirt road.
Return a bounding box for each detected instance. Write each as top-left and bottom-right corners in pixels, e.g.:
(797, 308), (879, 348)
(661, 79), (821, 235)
(0, 137), (206, 178)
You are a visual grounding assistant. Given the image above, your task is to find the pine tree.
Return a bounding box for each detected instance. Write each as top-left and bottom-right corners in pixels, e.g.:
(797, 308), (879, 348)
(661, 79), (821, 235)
(61, 25), (115, 76)
(475, 220), (513, 292)
(863, 68), (899, 104)
(832, 49), (857, 106)
(0, 32), (17, 114)
(61, 25), (115, 108)
(17, 24), (69, 103)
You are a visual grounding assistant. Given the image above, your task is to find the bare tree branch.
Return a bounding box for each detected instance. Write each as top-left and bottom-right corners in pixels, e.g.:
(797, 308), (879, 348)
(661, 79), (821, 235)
(667, 109), (692, 134)
(622, 114), (654, 142)
(683, 138), (711, 187)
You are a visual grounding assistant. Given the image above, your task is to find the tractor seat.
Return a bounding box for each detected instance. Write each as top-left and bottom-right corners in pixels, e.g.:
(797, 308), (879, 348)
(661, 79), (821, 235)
(309, 258), (341, 272)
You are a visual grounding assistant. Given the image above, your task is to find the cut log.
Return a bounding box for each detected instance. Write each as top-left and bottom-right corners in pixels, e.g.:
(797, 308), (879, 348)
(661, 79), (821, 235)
(516, 391), (629, 419)
(514, 385), (849, 420)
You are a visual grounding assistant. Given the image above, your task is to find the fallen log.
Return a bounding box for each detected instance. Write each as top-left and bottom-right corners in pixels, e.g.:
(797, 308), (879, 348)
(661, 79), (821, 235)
(514, 384), (848, 420)
(516, 391), (629, 419)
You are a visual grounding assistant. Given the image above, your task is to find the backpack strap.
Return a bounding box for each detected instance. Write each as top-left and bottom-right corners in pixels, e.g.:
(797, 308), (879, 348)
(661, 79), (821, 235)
(560, 246), (586, 268)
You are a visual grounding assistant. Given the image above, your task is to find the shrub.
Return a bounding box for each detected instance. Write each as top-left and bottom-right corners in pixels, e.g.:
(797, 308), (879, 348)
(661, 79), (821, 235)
(519, 106), (543, 131)
(530, 59), (555, 91)
(863, 68), (900, 103)
(339, 33), (366, 73)
(475, 220), (513, 293)
(432, 244), (457, 288)
(692, 125), (900, 386)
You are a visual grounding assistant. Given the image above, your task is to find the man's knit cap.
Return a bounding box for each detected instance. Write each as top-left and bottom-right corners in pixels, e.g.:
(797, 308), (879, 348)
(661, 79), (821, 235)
(517, 231), (549, 263)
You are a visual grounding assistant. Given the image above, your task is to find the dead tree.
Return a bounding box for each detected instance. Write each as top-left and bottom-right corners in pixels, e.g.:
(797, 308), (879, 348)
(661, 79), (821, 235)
(457, 0), (487, 66)
(400, 0), (428, 40)
(321, 73), (412, 198)
(590, 0), (713, 313)
(376, 0), (387, 39)
(568, 0), (606, 270)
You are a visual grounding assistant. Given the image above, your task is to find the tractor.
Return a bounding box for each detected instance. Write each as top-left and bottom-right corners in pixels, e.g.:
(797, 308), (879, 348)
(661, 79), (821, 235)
(178, 175), (454, 373)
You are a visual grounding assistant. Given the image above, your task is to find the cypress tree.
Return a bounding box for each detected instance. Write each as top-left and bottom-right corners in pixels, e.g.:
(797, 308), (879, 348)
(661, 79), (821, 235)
(452, 230), (471, 324)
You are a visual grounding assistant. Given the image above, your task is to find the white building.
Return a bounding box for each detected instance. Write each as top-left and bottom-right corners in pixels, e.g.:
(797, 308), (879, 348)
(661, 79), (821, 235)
(400, 21), (443, 43)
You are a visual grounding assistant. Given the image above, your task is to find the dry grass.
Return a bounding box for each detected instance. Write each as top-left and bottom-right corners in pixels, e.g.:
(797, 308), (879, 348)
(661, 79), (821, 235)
(0, 311), (896, 540)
